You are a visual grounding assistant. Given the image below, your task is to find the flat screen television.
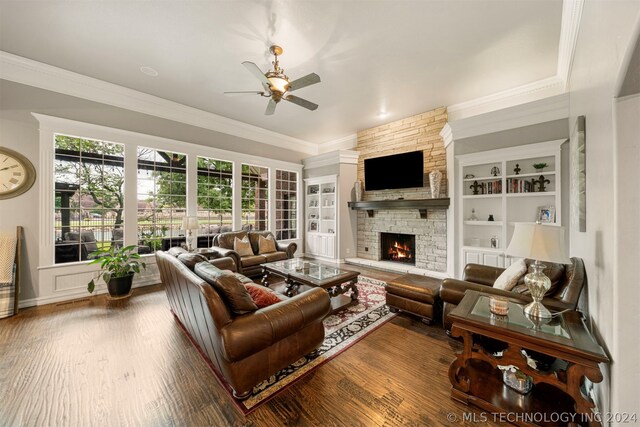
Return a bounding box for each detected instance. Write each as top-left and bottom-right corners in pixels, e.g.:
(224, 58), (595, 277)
(364, 150), (424, 191)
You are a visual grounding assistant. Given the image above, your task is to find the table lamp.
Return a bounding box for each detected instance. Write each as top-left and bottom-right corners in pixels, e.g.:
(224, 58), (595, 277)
(506, 222), (571, 319)
(182, 216), (199, 252)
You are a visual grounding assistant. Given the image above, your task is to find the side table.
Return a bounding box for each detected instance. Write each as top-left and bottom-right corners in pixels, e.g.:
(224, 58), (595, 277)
(448, 291), (609, 426)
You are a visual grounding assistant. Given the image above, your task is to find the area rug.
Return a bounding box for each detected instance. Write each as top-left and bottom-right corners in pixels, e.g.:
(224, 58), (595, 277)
(236, 275), (395, 413)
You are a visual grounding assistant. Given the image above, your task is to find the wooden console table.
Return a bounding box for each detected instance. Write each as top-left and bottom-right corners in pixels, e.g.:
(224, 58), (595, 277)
(448, 291), (609, 427)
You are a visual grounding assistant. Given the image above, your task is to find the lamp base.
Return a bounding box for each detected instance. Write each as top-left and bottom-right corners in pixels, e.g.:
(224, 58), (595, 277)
(524, 301), (552, 319)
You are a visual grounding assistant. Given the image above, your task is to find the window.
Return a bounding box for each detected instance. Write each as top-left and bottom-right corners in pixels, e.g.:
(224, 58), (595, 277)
(54, 135), (124, 264)
(197, 157), (233, 235)
(241, 164), (269, 231)
(275, 170), (298, 240)
(137, 148), (187, 252)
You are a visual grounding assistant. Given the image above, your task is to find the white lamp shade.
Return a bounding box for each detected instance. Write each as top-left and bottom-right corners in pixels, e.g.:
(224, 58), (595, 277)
(182, 216), (199, 230)
(506, 222), (571, 264)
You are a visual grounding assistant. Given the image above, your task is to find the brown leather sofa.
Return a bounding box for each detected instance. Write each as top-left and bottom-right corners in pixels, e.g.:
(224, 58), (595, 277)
(210, 230), (297, 277)
(156, 250), (329, 399)
(440, 257), (585, 330)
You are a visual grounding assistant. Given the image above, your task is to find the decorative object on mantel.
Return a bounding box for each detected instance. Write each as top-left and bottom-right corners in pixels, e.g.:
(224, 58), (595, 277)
(468, 208), (478, 221)
(429, 170), (442, 199)
(353, 180), (363, 202)
(490, 166), (500, 177)
(513, 164), (521, 175)
(531, 175), (550, 192)
(532, 162), (548, 172)
(487, 214), (494, 222)
(470, 180), (481, 195)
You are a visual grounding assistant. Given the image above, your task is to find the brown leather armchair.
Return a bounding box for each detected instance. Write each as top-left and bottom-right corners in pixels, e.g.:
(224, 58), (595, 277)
(156, 251), (329, 399)
(440, 257), (586, 330)
(210, 230), (297, 277)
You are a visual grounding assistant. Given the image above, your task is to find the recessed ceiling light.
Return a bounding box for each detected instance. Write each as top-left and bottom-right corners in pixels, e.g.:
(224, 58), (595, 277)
(140, 66), (158, 77)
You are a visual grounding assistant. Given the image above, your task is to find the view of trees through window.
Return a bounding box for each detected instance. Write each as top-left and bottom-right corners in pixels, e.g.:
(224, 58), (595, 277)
(197, 157), (233, 235)
(54, 135), (125, 264)
(242, 164), (269, 231)
(275, 170), (298, 240)
(137, 148), (187, 252)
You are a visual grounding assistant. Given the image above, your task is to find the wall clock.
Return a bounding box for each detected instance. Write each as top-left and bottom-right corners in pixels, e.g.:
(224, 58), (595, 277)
(0, 146), (37, 199)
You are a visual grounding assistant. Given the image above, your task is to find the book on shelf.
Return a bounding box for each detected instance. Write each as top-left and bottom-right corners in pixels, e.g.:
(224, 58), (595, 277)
(471, 180), (502, 195)
(507, 178), (534, 193)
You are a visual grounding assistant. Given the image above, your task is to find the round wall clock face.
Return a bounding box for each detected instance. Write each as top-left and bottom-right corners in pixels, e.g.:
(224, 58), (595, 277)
(0, 147), (36, 199)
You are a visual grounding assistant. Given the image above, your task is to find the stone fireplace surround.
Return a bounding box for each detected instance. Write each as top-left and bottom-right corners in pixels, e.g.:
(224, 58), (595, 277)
(355, 187), (447, 273)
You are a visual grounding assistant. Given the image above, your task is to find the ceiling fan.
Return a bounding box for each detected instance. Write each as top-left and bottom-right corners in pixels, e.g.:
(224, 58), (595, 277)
(225, 45), (321, 115)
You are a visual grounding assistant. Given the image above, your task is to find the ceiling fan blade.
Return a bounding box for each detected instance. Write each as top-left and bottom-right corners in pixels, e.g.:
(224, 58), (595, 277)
(284, 94), (318, 111)
(224, 91), (265, 96)
(242, 61), (270, 91)
(265, 98), (277, 115)
(288, 73), (321, 91)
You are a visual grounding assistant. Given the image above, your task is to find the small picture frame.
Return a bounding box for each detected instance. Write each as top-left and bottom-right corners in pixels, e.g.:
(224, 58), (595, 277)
(309, 221), (318, 232)
(536, 205), (556, 223)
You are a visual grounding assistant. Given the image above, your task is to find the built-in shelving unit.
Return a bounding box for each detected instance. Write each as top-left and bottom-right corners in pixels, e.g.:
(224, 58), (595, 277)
(457, 139), (565, 271)
(305, 176), (337, 259)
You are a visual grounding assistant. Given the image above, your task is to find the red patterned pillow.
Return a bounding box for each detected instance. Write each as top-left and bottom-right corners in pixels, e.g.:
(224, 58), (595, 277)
(244, 283), (281, 308)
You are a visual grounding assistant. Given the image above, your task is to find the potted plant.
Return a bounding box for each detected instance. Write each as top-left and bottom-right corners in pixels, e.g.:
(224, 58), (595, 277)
(532, 162), (548, 172)
(87, 245), (146, 298)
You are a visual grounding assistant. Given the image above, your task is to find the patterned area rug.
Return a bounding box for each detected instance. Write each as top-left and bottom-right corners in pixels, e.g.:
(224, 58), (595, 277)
(237, 276), (395, 413)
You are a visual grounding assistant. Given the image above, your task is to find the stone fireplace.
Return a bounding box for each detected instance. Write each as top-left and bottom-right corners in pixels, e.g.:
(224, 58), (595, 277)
(381, 232), (415, 265)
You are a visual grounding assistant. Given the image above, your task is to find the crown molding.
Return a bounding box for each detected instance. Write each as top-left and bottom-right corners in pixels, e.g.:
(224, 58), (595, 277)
(317, 133), (358, 154)
(447, 93), (569, 141)
(557, 0), (584, 89)
(303, 149), (359, 170)
(0, 51), (319, 155)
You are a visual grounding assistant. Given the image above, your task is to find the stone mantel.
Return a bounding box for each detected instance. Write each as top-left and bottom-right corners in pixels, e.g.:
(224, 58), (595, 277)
(347, 198), (450, 219)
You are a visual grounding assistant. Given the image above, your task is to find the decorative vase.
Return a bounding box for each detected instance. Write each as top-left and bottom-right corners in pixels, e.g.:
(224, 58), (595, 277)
(429, 170), (442, 199)
(354, 180), (363, 202)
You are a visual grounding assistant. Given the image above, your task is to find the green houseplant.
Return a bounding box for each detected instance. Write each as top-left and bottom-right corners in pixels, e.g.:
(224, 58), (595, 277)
(87, 245), (146, 298)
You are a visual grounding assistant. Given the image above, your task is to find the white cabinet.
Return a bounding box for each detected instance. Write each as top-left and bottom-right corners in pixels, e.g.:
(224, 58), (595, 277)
(305, 176), (338, 260)
(457, 140), (565, 272)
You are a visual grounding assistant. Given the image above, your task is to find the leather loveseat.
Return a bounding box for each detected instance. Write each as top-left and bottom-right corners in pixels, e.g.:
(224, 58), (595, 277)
(439, 257), (586, 330)
(210, 230), (297, 277)
(156, 250), (329, 399)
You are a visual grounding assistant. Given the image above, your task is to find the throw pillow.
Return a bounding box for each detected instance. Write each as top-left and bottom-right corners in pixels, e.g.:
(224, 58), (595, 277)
(258, 234), (277, 254)
(234, 237), (254, 257)
(168, 246), (188, 257)
(244, 283), (282, 308)
(493, 259), (527, 291)
(194, 263), (258, 314)
(177, 253), (208, 270)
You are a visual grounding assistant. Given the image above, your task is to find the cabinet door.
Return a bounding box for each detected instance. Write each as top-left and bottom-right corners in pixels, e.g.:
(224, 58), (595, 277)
(483, 253), (504, 268)
(464, 250), (482, 265)
(326, 236), (335, 258)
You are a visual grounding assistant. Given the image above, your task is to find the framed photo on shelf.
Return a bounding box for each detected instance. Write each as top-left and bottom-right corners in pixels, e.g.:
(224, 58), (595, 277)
(308, 221), (318, 232)
(536, 205), (556, 223)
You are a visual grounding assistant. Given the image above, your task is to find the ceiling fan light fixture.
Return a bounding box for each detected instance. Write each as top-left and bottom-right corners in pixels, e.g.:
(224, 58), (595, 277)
(267, 76), (289, 94)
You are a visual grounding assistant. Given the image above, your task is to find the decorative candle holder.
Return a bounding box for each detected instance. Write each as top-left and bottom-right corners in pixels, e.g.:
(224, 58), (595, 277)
(489, 296), (509, 316)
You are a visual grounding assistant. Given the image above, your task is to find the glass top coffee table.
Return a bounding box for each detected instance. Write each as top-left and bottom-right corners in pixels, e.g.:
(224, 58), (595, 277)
(261, 259), (360, 313)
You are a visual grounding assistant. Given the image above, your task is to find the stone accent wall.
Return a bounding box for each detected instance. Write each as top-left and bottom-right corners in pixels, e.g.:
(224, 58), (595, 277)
(355, 107), (448, 272)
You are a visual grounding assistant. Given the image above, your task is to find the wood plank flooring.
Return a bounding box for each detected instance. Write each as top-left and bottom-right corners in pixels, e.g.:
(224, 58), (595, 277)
(0, 265), (498, 427)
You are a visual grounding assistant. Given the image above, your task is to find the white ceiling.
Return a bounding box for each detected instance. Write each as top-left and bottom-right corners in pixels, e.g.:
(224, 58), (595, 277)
(0, 1), (562, 145)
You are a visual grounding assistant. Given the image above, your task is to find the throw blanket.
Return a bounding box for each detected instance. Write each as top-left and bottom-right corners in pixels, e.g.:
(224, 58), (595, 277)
(0, 232), (17, 284)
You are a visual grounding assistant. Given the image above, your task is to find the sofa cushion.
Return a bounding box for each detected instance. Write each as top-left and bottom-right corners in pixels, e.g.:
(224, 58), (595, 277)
(248, 231), (275, 255)
(234, 237), (254, 257)
(194, 263), (258, 314)
(241, 255), (268, 267)
(217, 231), (247, 249)
(493, 259), (527, 291)
(244, 283), (282, 308)
(262, 251), (288, 263)
(258, 234), (277, 254)
(177, 253), (208, 270)
(168, 246), (188, 257)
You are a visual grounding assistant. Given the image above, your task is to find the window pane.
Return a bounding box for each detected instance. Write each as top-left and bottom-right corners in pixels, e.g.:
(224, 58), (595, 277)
(54, 134), (124, 264)
(137, 147), (187, 252)
(241, 164), (269, 231)
(197, 156), (233, 237)
(275, 170), (298, 239)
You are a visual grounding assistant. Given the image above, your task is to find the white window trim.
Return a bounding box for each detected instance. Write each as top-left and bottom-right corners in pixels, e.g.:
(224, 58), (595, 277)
(33, 113), (302, 302)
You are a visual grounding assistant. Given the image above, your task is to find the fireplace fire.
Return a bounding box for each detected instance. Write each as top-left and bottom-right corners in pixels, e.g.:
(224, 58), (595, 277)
(381, 232), (415, 265)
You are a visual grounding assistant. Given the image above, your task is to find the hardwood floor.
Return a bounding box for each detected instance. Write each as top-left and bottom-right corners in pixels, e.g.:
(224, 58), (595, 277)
(0, 265), (498, 427)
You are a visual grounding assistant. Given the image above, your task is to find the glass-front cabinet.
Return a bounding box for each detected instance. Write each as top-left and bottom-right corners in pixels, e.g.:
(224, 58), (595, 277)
(304, 176), (337, 259)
